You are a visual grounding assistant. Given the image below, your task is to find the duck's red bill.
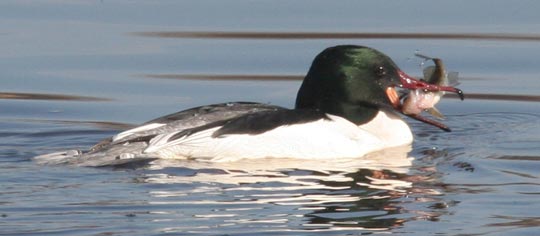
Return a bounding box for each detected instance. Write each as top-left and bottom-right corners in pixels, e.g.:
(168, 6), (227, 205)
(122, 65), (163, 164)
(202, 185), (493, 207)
(384, 71), (465, 132)
(406, 113), (452, 132)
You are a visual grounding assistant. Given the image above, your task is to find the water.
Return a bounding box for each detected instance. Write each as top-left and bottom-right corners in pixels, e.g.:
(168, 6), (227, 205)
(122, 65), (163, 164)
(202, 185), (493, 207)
(1, 1), (539, 235)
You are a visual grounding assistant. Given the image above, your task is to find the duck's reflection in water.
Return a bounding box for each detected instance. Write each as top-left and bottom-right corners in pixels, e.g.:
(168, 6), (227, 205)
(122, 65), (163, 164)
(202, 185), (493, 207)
(137, 146), (453, 233)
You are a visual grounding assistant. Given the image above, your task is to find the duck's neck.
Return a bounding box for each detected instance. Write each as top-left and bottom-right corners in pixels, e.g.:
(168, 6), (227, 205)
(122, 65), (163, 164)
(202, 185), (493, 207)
(332, 102), (379, 125)
(296, 97), (379, 126)
(295, 71), (380, 125)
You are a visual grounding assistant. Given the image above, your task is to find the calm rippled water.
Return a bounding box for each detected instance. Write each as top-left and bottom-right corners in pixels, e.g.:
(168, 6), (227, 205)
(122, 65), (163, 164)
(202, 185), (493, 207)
(1, 1), (539, 235)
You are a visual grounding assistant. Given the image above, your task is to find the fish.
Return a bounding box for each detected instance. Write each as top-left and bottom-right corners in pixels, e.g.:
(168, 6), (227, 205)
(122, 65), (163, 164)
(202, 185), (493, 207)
(402, 53), (460, 119)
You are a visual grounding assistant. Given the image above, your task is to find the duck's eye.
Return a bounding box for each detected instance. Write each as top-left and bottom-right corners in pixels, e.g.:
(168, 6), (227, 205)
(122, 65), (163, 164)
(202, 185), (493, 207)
(375, 66), (386, 78)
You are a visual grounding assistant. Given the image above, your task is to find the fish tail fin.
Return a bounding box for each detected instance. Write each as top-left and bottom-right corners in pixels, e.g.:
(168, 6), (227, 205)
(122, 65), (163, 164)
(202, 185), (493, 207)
(425, 107), (446, 120)
(447, 71), (460, 86)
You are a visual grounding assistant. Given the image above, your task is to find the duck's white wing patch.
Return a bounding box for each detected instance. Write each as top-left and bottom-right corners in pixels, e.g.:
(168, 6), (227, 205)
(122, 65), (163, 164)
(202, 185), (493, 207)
(143, 115), (388, 162)
(144, 126), (221, 156)
(112, 123), (165, 142)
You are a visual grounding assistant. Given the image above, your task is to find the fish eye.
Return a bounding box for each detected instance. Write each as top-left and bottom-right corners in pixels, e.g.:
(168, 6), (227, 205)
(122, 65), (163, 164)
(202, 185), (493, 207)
(375, 66), (386, 78)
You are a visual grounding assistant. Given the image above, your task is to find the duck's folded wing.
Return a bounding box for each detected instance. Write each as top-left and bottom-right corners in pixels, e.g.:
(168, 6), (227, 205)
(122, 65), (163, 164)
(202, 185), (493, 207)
(110, 102), (285, 145)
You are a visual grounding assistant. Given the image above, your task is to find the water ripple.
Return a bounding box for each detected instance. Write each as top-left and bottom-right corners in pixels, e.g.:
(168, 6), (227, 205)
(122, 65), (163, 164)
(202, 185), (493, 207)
(0, 92), (111, 102)
(134, 31), (540, 41)
(133, 151), (455, 233)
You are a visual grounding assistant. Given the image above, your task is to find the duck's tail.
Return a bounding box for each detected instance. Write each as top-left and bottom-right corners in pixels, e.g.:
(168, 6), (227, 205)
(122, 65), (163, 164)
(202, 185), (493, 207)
(33, 150), (84, 165)
(33, 141), (157, 168)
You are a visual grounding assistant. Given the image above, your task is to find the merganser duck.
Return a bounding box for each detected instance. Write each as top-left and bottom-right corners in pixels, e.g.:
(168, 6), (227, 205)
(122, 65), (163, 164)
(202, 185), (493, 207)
(35, 45), (463, 165)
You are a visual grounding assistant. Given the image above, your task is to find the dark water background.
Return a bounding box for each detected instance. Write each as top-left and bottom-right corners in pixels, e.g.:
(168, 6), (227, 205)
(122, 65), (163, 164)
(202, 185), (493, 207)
(1, 1), (539, 235)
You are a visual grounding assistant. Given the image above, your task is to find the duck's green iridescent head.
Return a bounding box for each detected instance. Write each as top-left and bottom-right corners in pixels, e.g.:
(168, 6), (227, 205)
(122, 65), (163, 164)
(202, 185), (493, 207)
(296, 45), (463, 131)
